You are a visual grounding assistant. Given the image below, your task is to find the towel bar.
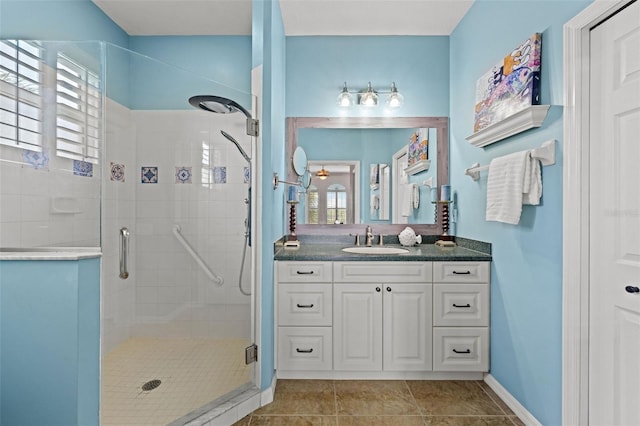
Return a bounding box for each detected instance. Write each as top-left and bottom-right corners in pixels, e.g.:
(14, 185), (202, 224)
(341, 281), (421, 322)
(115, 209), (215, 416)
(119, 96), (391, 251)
(465, 139), (556, 181)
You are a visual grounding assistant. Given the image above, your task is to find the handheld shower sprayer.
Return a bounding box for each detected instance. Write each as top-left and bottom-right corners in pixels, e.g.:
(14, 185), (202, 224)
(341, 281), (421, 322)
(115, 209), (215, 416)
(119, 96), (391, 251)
(220, 130), (251, 163)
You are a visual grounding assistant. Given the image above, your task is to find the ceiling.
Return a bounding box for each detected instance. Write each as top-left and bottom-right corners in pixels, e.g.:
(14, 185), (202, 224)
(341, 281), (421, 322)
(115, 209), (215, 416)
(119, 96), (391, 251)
(91, 0), (474, 36)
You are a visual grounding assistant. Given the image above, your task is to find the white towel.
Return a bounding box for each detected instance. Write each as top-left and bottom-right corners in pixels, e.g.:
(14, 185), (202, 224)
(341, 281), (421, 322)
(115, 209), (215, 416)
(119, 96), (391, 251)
(486, 151), (542, 225)
(370, 194), (379, 215)
(411, 183), (420, 209)
(400, 184), (412, 217)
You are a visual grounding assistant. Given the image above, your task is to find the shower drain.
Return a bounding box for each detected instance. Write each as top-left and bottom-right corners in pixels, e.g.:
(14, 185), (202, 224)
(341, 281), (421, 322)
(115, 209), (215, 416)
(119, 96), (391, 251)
(141, 379), (162, 392)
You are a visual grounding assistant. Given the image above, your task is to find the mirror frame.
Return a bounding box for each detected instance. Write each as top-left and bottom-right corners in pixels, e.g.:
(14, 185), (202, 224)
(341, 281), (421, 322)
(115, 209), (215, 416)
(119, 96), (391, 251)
(287, 116), (449, 236)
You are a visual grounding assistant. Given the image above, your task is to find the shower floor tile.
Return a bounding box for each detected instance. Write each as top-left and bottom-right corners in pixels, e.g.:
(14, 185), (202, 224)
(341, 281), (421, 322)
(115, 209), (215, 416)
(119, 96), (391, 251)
(101, 337), (252, 425)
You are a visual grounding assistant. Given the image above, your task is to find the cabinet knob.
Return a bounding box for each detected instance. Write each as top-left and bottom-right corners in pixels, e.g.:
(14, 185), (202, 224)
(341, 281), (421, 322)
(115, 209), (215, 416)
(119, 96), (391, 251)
(296, 348), (313, 353)
(376, 287), (381, 292)
(296, 270), (314, 275)
(453, 303), (471, 308)
(296, 303), (314, 308)
(386, 287), (392, 292)
(625, 286), (639, 294)
(453, 349), (471, 354)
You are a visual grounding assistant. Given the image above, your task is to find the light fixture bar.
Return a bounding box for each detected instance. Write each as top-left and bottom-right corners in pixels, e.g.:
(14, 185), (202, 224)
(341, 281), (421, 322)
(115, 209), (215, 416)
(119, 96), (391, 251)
(338, 81), (403, 108)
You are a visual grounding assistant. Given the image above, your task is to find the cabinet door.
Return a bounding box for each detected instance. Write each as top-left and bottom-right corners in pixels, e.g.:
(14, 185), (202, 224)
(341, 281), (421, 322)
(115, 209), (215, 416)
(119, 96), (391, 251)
(333, 283), (382, 371)
(383, 283), (433, 371)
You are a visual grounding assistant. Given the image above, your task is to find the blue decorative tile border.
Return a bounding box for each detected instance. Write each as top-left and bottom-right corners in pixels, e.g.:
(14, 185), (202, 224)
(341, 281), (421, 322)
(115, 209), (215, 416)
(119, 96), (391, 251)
(110, 162), (125, 182)
(22, 149), (49, 170)
(175, 166), (192, 184)
(141, 166), (158, 184)
(213, 167), (226, 184)
(73, 160), (93, 177)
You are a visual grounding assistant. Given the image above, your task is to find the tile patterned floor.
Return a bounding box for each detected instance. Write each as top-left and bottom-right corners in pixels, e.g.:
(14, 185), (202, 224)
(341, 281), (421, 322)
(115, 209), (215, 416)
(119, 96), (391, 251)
(233, 379), (525, 425)
(101, 337), (252, 425)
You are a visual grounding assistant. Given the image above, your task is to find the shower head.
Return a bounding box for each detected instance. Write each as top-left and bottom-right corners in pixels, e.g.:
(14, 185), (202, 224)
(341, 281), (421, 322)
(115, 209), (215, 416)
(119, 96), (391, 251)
(221, 130), (251, 163)
(189, 95), (252, 119)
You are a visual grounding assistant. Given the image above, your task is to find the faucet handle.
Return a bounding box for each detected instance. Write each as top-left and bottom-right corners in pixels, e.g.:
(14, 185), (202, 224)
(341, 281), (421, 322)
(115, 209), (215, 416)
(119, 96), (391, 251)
(349, 233), (361, 246)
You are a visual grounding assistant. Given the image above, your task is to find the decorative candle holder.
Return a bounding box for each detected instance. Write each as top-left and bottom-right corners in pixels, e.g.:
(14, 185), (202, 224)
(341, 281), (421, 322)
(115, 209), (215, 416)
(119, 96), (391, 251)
(432, 200), (456, 247)
(284, 199), (300, 248)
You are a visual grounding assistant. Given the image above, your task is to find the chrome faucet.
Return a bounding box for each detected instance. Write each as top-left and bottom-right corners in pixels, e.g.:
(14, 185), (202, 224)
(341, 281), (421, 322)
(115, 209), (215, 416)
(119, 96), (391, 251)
(365, 225), (374, 246)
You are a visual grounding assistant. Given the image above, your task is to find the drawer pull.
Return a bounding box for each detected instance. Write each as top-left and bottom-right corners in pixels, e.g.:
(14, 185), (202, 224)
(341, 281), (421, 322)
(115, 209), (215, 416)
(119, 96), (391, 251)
(453, 349), (471, 354)
(296, 270), (315, 275)
(453, 303), (471, 308)
(296, 348), (313, 353)
(452, 270), (472, 275)
(296, 303), (314, 308)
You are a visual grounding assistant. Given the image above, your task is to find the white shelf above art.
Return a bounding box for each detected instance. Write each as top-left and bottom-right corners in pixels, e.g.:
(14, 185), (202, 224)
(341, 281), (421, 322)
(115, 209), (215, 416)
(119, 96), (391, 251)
(404, 159), (430, 175)
(466, 105), (551, 148)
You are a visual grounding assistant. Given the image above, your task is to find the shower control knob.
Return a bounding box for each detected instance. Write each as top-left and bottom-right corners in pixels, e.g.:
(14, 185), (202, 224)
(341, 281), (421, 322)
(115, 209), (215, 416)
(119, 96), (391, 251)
(626, 286), (640, 294)
(244, 198), (249, 204)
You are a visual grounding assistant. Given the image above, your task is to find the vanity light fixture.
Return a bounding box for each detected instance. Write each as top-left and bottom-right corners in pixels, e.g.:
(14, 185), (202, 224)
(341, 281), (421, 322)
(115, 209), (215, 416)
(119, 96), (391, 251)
(316, 166), (330, 180)
(336, 82), (354, 107)
(338, 81), (403, 108)
(387, 82), (404, 108)
(359, 82), (378, 107)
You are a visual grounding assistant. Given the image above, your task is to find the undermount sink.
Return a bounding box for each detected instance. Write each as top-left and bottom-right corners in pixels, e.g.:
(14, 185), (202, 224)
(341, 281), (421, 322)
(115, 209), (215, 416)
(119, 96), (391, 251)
(341, 246), (409, 255)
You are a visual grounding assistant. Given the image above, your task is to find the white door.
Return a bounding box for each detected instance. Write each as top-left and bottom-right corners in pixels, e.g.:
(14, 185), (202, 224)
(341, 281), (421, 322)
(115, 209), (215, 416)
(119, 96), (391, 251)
(588, 2), (640, 424)
(392, 148), (409, 224)
(382, 283), (432, 371)
(333, 283), (383, 371)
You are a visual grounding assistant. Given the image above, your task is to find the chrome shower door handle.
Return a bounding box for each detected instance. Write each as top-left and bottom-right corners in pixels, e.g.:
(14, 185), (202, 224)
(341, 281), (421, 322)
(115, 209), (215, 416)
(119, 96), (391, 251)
(119, 227), (130, 279)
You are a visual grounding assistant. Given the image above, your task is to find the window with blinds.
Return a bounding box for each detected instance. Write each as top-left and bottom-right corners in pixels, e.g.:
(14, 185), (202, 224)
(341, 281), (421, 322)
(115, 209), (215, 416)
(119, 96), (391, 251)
(0, 40), (43, 152)
(56, 54), (101, 164)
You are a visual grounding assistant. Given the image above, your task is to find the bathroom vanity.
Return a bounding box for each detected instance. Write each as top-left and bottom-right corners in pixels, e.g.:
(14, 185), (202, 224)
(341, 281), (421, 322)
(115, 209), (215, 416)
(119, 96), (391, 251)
(274, 238), (491, 380)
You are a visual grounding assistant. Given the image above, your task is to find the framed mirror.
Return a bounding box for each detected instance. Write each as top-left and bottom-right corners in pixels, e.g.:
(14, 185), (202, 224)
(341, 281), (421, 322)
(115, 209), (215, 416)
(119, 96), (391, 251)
(286, 117), (449, 235)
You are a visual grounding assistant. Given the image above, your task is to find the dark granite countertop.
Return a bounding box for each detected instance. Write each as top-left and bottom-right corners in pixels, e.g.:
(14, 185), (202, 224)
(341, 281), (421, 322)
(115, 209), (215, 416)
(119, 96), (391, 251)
(274, 235), (491, 262)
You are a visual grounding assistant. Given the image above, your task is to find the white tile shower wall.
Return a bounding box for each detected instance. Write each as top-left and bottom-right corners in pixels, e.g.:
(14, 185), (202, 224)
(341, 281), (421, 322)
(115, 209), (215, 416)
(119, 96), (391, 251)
(0, 61), (102, 249)
(101, 98), (137, 354)
(132, 110), (252, 340)
(0, 139), (101, 248)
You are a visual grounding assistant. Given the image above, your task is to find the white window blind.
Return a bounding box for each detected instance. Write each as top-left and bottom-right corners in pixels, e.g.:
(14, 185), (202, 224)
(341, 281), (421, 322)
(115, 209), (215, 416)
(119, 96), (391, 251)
(0, 40), (43, 152)
(56, 54), (101, 164)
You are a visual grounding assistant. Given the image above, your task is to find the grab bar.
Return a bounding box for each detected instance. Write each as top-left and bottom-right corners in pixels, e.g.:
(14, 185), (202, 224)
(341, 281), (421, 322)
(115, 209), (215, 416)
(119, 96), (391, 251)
(119, 227), (130, 279)
(172, 225), (224, 286)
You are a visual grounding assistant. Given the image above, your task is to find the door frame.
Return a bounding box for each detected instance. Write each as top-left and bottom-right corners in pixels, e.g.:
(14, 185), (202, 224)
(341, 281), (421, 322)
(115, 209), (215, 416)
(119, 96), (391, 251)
(562, 1), (635, 424)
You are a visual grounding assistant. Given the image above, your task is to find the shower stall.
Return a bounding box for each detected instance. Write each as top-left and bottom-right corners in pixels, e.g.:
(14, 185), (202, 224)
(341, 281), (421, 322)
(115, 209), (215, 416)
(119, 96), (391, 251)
(0, 40), (257, 425)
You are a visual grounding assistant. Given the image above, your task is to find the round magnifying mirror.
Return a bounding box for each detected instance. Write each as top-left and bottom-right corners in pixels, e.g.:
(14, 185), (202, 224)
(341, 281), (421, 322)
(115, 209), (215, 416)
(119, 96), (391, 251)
(292, 146), (308, 176)
(301, 170), (312, 189)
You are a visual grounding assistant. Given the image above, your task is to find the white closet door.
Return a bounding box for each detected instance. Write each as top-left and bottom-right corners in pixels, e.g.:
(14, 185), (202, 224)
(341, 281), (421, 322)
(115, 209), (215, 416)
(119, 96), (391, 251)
(589, 2), (640, 425)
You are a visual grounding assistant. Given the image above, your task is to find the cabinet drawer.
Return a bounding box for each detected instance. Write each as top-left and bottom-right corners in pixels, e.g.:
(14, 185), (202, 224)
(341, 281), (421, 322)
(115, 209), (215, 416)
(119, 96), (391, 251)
(433, 262), (490, 283)
(433, 327), (489, 372)
(433, 284), (489, 326)
(334, 261), (432, 283)
(277, 327), (332, 371)
(278, 284), (332, 326)
(277, 261), (332, 283)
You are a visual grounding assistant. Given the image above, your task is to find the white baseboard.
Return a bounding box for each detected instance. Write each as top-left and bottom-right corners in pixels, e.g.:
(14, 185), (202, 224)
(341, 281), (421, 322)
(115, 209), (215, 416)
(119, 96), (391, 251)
(484, 374), (542, 426)
(260, 374), (277, 406)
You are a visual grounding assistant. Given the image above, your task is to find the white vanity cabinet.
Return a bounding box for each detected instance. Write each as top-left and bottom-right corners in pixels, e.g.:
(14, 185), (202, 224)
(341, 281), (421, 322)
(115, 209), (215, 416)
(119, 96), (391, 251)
(275, 258), (490, 379)
(276, 261), (333, 371)
(333, 262), (432, 372)
(432, 261), (490, 372)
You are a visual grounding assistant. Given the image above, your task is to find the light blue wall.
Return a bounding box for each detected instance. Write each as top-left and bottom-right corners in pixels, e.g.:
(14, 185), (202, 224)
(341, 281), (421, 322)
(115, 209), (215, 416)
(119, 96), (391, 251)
(253, 0), (287, 391)
(0, 0), (128, 47)
(286, 36), (450, 117)
(128, 36), (252, 109)
(0, 258), (101, 426)
(449, 1), (591, 424)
